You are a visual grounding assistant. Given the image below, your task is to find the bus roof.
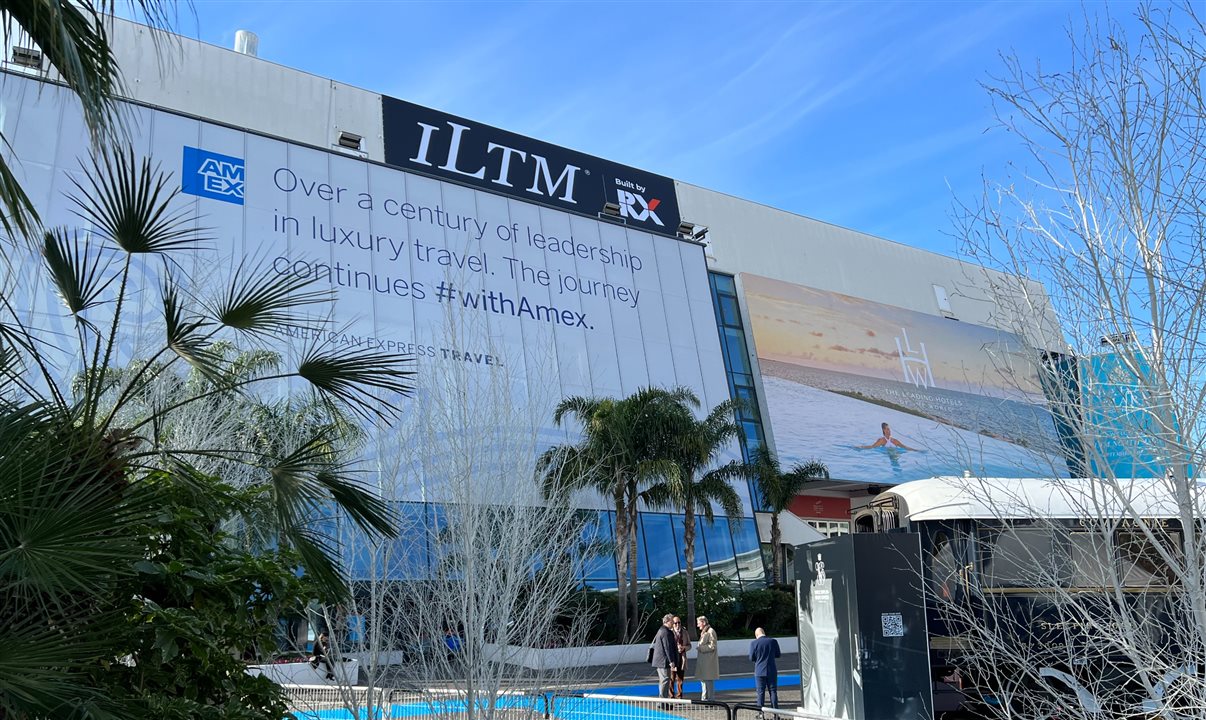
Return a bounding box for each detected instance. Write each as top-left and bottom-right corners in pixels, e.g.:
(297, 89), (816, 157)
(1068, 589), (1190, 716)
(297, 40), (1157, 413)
(881, 476), (1203, 522)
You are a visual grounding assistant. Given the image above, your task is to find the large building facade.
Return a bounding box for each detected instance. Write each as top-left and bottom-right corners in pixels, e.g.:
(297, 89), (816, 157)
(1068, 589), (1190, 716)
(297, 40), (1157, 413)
(2, 21), (1068, 589)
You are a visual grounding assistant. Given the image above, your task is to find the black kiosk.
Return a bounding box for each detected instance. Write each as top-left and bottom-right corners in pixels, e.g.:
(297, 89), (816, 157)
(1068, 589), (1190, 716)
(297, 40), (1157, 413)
(794, 533), (934, 720)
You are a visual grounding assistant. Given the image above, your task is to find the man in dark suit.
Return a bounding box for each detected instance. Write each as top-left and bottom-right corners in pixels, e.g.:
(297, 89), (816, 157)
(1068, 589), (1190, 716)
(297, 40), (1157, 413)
(749, 627), (781, 708)
(650, 613), (681, 699)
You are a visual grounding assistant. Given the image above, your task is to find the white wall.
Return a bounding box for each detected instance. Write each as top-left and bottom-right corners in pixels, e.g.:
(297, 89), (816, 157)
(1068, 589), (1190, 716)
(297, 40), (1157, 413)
(107, 20), (385, 163)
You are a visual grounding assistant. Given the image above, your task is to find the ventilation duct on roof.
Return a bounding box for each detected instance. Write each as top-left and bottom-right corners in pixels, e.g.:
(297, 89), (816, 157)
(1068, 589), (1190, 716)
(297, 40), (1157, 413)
(234, 30), (259, 57)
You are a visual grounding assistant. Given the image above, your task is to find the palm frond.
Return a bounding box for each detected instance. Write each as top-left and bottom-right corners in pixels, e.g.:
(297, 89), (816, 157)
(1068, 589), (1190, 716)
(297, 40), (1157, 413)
(209, 260), (332, 335)
(0, 150), (39, 240)
(296, 346), (415, 421)
(161, 274), (220, 377)
(0, 600), (116, 717)
(551, 395), (605, 426)
(266, 433), (393, 536)
(311, 468), (396, 538)
(68, 149), (203, 255)
(787, 460), (830, 481)
(0, 406), (153, 602)
(41, 228), (114, 323)
(639, 482), (675, 511)
(538, 444), (600, 498)
(696, 463), (746, 521)
(287, 526), (348, 602)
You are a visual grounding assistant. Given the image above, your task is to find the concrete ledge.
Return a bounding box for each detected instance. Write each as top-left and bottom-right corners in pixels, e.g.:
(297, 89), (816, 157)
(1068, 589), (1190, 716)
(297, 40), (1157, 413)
(485, 636), (796, 671)
(248, 659), (359, 686)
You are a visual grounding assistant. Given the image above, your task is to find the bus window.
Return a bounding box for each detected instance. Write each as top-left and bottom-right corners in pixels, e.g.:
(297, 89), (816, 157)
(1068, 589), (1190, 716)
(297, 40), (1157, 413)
(930, 531), (961, 599)
(982, 528), (1057, 588)
(1119, 531), (1180, 587)
(1066, 531), (1115, 587)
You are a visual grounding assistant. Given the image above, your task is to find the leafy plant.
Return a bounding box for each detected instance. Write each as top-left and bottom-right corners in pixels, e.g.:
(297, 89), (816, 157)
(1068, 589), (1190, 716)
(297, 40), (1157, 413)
(734, 587), (797, 636)
(0, 147), (413, 717)
(651, 573), (738, 633)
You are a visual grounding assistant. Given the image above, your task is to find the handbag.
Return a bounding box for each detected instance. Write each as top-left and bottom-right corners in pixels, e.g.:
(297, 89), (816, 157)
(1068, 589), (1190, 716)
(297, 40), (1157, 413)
(645, 643), (655, 664)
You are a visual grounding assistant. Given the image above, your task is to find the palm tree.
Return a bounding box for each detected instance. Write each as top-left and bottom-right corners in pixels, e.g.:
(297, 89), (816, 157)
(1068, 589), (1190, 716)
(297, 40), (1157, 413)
(642, 391), (745, 637)
(749, 447), (829, 585)
(0, 147), (414, 716)
(0, 0), (180, 237)
(539, 386), (692, 641)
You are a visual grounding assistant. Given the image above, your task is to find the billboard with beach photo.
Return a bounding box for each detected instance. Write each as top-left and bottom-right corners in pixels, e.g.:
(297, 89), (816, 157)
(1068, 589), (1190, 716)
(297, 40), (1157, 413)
(741, 274), (1068, 484)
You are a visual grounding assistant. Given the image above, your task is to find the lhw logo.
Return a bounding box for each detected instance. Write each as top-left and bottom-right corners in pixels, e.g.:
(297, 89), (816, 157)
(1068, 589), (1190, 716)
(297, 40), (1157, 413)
(615, 179), (663, 226)
(895, 327), (935, 389)
(181, 146), (245, 205)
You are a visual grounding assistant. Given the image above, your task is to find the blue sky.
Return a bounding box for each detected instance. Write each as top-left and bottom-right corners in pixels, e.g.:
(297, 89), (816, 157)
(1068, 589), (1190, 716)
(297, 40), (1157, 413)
(174, 1), (1144, 258)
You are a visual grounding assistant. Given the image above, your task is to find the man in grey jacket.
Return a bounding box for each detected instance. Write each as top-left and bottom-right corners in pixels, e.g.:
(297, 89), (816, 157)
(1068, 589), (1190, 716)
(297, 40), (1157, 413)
(650, 613), (681, 698)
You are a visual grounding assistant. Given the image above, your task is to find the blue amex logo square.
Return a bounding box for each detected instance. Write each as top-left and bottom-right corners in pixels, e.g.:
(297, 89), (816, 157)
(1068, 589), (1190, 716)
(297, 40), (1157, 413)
(181, 146), (245, 205)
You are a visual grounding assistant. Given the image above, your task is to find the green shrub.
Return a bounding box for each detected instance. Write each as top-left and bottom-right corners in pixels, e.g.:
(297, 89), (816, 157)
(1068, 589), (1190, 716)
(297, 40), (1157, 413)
(734, 587), (797, 635)
(650, 574), (738, 632)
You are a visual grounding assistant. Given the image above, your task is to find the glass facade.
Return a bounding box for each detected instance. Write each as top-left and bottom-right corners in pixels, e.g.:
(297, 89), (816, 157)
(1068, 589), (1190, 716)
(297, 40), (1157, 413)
(343, 503), (767, 591)
(708, 272), (771, 510)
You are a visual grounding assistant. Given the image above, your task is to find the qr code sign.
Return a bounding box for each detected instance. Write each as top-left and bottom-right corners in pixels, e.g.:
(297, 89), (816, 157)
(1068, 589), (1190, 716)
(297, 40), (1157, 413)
(881, 612), (904, 637)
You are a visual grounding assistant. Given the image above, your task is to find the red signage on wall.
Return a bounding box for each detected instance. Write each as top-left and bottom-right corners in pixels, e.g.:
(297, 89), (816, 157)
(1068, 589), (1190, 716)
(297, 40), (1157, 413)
(789, 494), (851, 520)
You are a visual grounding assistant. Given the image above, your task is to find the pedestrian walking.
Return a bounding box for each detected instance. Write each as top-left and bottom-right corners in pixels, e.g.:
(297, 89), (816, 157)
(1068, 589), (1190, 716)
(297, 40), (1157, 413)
(749, 627), (781, 708)
(695, 615), (719, 701)
(650, 614), (680, 698)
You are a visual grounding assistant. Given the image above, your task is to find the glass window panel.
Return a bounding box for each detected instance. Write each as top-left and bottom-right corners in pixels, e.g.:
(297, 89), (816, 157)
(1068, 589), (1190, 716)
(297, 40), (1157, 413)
(718, 294), (742, 327)
(732, 517), (766, 587)
(384, 503), (431, 580)
(982, 528), (1056, 587)
(723, 328), (751, 374)
(711, 273), (736, 294)
(741, 420), (764, 449)
(929, 531), (961, 599)
(635, 513), (650, 580)
(1067, 531), (1114, 587)
(702, 516), (740, 582)
(581, 511), (618, 584)
(1120, 530), (1180, 586)
(640, 513), (681, 581)
(733, 372), (757, 389)
(428, 504), (460, 579)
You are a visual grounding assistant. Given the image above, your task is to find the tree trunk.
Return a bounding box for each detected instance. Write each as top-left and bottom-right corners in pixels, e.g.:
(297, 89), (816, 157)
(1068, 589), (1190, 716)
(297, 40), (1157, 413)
(613, 480), (630, 643)
(770, 513), (782, 586)
(683, 501), (697, 640)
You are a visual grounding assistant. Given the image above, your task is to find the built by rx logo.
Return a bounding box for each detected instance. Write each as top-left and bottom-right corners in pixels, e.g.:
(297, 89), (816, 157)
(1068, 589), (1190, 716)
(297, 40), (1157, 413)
(181, 146), (245, 205)
(614, 178), (663, 226)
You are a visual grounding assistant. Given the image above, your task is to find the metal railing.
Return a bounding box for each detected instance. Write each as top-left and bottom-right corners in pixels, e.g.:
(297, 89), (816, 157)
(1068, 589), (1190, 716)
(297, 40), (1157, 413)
(732, 704), (835, 720)
(283, 686), (815, 720)
(285, 686), (550, 719)
(553, 693), (731, 719)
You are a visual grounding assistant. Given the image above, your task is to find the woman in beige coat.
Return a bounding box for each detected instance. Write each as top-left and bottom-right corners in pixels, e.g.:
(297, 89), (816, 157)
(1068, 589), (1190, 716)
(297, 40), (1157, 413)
(695, 615), (720, 701)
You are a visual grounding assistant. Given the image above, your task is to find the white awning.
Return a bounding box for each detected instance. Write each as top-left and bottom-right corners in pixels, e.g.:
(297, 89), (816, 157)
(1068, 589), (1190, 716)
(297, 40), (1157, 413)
(756, 511), (827, 546)
(883, 476), (1200, 521)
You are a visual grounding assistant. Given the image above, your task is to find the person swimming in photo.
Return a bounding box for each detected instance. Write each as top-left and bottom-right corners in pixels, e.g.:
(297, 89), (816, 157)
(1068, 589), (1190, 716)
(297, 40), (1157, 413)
(859, 422), (917, 451)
